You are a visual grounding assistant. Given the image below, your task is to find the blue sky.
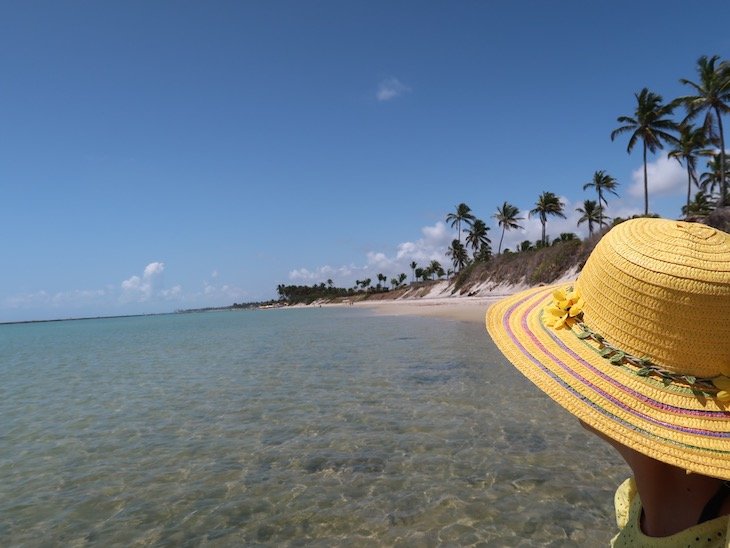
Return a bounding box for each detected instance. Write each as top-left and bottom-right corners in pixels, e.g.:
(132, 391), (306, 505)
(2, 1), (730, 321)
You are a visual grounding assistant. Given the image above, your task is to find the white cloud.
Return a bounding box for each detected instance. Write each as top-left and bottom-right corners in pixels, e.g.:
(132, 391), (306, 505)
(120, 261), (177, 303)
(628, 153), (685, 198)
(4, 288), (109, 311)
(144, 261), (165, 278)
(201, 281), (246, 301)
(289, 265), (353, 283)
(5, 290), (51, 308)
(288, 221), (458, 287)
(376, 77), (411, 102)
(51, 289), (106, 305)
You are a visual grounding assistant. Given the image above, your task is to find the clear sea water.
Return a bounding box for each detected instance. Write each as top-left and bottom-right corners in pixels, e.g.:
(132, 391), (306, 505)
(0, 308), (627, 547)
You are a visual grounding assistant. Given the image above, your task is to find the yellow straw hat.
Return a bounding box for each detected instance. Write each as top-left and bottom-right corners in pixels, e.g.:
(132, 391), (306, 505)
(486, 217), (730, 479)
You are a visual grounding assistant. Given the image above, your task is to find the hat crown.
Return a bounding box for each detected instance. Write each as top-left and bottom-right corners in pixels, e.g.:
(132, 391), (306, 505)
(575, 218), (730, 377)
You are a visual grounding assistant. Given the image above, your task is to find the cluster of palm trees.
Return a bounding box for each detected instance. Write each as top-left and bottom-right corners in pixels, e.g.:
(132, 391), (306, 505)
(442, 55), (730, 263)
(443, 203), (492, 271)
(441, 179), (619, 270)
(354, 272), (409, 292)
(611, 55), (730, 216)
(347, 55), (729, 290)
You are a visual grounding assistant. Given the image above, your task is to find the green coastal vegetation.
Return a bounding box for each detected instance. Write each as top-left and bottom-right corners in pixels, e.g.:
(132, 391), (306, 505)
(274, 55), (730, 307)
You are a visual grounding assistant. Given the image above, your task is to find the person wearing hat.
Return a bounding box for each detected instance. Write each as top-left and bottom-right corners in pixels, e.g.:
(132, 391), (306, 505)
(486, 217), (730, 545)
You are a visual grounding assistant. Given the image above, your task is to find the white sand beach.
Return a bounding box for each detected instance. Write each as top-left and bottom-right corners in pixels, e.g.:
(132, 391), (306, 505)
(331, 267), (582, 324)
(357, 296), (500, 324)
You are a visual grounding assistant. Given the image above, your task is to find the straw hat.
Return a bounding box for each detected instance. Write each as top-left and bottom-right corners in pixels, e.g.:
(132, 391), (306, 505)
(486, 217), (730, 479)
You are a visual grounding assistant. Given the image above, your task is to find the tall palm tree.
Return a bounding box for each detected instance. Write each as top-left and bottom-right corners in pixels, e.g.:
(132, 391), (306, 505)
(576, 199), (605, 237)
(668, 124), (711, 218)
(529, 191), (566, 246)
(409, 261), (417, 283)
(582, 170), (619, 228)
(465, 218), (491, 259)
(445, 203), (476, 244)
(493, 201), (523, 254)
(446, 239), (469, 273)
(678, 55), (730, 206)
(611, 88), (678, 215)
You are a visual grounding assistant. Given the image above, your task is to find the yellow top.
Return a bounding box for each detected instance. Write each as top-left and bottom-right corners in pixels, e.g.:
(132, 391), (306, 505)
(611, 478), (730, 547)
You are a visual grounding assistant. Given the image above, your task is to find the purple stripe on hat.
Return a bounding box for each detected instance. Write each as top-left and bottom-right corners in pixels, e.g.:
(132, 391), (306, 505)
(502, 289), (730, 443)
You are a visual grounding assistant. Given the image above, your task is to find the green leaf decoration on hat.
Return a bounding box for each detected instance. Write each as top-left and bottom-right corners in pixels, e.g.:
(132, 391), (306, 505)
(546, 285), (723, 397)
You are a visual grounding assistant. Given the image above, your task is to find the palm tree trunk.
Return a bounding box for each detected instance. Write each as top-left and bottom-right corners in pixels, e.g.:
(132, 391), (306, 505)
(498, 227), (505, 254)
(643, 141), (649, 215)
(686, 165), (692, 219)
(541, 219), (546, 246)
(715, 106), (726, 207)
(598, 188), (603, 227)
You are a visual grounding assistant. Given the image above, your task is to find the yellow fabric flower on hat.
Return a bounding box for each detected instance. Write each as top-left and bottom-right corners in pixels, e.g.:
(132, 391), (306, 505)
(544, 287), (584, 329)
(713, 376), (730, 403)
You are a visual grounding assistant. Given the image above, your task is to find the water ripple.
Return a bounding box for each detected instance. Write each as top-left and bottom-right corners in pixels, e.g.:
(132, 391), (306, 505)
(0, 309), (625, 546)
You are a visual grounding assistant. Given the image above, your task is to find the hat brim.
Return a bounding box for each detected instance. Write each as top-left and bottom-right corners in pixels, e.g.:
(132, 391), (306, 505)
(486, 283), (730, 480)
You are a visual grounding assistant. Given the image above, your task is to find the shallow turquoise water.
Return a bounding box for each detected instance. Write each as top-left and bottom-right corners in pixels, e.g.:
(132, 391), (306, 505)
(0, 308), (626, 546)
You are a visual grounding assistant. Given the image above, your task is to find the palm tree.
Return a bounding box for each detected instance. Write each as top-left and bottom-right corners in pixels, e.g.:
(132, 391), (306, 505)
(446, 239), (469, 273)
(517, 240), (533, 252)
(576, 199), (605, 237)
(398, 272), (407, 286)
(582, 170), (619, 228)
(409, 261), (417, 283)
(699, 153), (728, 200)
(529, 191), (566, 246)
(429, 260), (443, 280)
(678, 55), (730, 207)
(682, 191), (714, 217)
(493, 201), (523, 255)
(445, 203), (476, 244)
(465, 218), (491, 259)
(668, 124), (711, 218)
(611, 88), (678, 215)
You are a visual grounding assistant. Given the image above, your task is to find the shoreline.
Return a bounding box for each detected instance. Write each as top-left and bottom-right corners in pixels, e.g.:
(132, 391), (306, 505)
(298, 268), (581, 325)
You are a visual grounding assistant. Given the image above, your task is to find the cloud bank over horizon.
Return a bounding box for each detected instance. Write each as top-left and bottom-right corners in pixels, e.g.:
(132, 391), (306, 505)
(1, 262), (252, 320)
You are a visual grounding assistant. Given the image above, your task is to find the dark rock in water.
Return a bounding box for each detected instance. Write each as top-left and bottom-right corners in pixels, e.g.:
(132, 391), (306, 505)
(703, 207), (730, 233)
